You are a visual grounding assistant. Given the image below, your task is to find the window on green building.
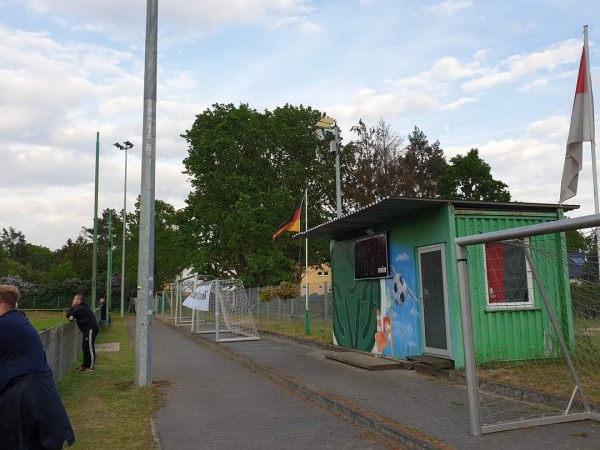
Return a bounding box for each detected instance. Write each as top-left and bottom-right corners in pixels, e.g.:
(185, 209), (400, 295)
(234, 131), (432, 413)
(484, 239), (534, 309)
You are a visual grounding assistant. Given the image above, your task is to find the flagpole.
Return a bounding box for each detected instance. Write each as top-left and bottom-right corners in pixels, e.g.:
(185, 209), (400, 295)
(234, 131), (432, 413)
(304, 188), (310, 335)
(584, 25), (600, 276)
(583, 26), (599, 214)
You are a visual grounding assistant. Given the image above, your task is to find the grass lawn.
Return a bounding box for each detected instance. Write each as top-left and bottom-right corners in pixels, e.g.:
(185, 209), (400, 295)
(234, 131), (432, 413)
(256, 317), (333, 344)
(24, 310), (69, 332)
(57, 317), (162, 449)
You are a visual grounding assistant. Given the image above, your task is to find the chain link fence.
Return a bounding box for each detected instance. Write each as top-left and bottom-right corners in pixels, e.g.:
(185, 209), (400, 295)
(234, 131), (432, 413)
(249, 282), (332, 325)
(39, 321), (82, 383)
(18, 295), (75, 310)
(156, 281), (333, 333)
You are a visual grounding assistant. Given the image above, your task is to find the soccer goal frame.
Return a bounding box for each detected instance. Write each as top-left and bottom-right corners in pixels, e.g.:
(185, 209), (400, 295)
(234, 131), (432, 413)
(188, 278), (260, 343)
(456, 213), (600, 436)
(174, 273), (198, 326)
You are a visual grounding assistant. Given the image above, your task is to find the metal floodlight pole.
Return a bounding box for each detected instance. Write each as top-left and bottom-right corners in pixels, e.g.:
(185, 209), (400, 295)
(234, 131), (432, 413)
(135, 0), (157, 388)
(333, 125), (342, 218)
(92, 132), (100, 309)
(114, 141), (134, 317)
(316, 117), (342, 218)
(106, 210), (113, 323)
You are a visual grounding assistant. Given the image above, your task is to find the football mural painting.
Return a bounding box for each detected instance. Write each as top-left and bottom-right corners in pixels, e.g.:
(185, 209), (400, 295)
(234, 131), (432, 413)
(378, 251), (422, 358)
(332, 238), (422, 357)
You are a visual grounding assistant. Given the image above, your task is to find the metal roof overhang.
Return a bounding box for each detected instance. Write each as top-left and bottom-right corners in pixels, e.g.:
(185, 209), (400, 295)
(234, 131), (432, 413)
(297, 196), (579, 241)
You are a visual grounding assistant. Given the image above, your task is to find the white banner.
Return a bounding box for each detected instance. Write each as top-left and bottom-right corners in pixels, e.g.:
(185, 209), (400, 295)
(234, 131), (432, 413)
(182, 282), (212, 311)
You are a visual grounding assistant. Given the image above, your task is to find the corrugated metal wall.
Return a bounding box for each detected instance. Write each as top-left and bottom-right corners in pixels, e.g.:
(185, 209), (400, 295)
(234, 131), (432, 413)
(454, 211), (571, 363)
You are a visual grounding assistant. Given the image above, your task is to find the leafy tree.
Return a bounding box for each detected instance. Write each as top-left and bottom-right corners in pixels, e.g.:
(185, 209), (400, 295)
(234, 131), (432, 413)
(0, 227), (28, 264)
(57, 233), (93, 281)
(565, 229), (589, 252)
(181, 103), (333, 286)
(45, 261), (78, 283)
(344, 118), (404, 209)
(258, 281), (298, 302)
(438, 148), (511, 201)
(127, 198), (190, 292)
(400, 127), (448, 197)
(24, 244), (56, 275)
(0, 229), (56, 283)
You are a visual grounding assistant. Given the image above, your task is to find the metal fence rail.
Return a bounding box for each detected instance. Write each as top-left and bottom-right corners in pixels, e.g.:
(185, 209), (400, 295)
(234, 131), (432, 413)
(39, 321), (82, 383)
(248, 284), (332, 323)
(156, 282), (333, 330)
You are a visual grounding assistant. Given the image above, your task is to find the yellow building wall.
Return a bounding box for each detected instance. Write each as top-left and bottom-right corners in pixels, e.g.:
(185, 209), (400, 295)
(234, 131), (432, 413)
(300, 264), (332, 295)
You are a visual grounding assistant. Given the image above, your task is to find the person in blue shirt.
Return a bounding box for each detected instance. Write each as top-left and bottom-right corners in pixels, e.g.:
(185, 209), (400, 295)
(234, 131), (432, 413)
(0, 284), (75, 449)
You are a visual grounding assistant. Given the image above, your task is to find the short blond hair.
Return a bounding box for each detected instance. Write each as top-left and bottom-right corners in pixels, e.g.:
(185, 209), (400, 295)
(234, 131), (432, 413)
(0, 285), (20, 308)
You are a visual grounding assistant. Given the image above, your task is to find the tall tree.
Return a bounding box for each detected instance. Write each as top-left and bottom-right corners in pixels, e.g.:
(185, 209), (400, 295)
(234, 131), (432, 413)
(0, 227), (28, 263)
(438, 148), (511, 201)
(57, 233), (94, 280)
(400, 127), (448, 197)
(181, 103), (333, 286)
(0, 228), (57, 283)
(127, 198), (190, 292)
(344, 118), (404, 209)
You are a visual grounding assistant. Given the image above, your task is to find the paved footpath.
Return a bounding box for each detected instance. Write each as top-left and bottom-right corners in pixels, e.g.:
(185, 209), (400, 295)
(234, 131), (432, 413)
(151, 320), (399, 449)
(151, 319), (600, 450)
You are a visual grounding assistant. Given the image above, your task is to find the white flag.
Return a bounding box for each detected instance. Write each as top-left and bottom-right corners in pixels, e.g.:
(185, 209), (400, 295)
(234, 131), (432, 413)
(560, 28), (596, 203)
(183, 282), (212, 311)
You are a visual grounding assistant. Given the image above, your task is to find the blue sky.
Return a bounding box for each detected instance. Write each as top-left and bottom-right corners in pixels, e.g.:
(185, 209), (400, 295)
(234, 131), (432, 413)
(1, 0), (599, 249)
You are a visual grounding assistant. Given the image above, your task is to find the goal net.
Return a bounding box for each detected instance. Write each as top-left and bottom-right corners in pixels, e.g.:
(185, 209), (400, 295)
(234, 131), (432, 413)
(184, 278), (259, 343)
(456, 214), (600, 435)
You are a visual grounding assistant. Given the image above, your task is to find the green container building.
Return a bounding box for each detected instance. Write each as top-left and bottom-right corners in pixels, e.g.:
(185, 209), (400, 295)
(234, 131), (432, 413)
(301, 197), (578, 369)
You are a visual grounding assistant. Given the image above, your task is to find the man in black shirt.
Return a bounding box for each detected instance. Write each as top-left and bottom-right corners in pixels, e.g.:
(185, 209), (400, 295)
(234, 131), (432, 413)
(66, 294), (99, 372)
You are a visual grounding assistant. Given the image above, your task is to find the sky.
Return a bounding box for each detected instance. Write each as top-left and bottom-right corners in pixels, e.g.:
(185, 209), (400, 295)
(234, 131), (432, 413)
(1, 0), (600, 250)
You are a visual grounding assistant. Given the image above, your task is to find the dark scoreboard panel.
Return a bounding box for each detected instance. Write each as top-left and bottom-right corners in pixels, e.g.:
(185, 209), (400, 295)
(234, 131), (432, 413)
(353, 232), (389, 280)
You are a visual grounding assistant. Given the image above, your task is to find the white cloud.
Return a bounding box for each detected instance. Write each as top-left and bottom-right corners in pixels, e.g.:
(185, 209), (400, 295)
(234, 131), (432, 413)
(462, 39), (581, 92)
(1, 1), (599, 250)
(22, 0), (317, 41)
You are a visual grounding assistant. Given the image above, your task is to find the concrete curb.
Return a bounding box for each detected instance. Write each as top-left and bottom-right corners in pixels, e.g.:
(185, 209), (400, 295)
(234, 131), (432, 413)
(150, 419), (163, 450)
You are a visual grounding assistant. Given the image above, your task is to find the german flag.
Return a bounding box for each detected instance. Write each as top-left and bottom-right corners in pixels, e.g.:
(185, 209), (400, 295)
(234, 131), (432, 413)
(273, 205), (302, 241)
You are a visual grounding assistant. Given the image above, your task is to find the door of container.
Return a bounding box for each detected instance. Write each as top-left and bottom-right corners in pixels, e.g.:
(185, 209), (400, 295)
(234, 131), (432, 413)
(418, 244), (450, 357)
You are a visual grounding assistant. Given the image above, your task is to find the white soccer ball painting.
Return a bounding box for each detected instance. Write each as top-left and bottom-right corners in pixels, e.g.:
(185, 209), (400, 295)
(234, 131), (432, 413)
(392, 273), (408, 306)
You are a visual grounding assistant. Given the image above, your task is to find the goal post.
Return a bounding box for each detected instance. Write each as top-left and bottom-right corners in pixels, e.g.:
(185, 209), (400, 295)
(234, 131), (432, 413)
(174, 273), (197, 326)
(185, 278), (260, 343)
(456, 213), (600, 436)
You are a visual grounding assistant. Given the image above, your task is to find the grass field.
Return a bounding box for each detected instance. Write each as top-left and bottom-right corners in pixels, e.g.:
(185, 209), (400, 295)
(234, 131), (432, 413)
(256, 317), (333, 344)
(23, 309), (69, 331)
(52, 316), (162, 450)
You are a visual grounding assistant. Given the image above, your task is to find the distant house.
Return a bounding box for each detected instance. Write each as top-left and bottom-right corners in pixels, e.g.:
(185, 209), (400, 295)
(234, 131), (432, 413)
(300, 197), (578, 370)
(300, 264), (332, 296)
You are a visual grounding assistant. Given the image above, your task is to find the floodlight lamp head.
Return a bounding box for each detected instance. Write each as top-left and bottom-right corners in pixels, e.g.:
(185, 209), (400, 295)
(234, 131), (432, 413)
(114, 142), (124, 149)
(124, 141), (133, 148)
(315, 116), (335, 130)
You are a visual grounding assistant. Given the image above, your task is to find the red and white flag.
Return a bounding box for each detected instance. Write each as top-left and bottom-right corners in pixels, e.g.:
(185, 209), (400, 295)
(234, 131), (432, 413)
(559, 28), (596, 203)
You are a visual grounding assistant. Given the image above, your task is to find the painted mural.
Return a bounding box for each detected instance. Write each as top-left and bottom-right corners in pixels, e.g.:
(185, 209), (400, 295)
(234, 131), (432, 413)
(331, 237), (422, 358)
(331, 240), (379, 351)
(374, 240), (422, 359)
